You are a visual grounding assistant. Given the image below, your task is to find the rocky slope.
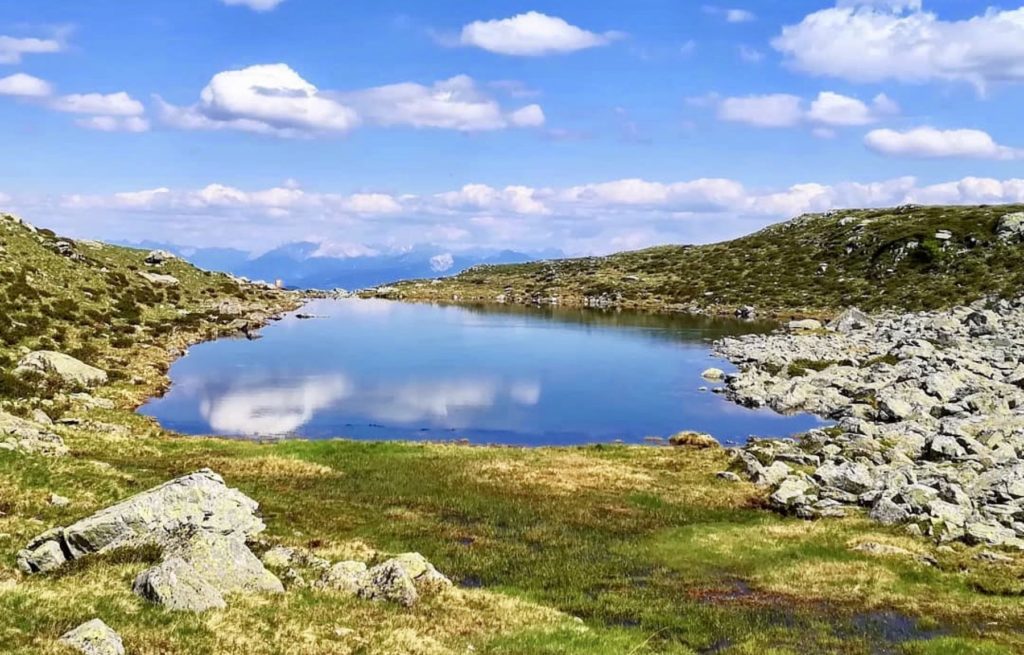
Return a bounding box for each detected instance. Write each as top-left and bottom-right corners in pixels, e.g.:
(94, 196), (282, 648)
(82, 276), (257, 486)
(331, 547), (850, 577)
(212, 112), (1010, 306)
(716, 298), (1024, 548)
(380, 204), (1024, 317)
(0, 213), (298, 415)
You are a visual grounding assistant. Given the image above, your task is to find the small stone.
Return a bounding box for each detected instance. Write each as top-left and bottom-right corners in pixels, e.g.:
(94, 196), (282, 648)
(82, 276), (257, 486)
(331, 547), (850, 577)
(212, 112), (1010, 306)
(59, 619), (125, 655)
(49, 493), (70, 507)
(716, 471), (741, 483)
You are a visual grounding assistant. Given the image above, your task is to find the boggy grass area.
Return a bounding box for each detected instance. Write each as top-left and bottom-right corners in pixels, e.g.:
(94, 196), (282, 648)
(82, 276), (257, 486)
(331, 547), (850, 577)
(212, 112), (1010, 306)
(4, 417), (1024, 654)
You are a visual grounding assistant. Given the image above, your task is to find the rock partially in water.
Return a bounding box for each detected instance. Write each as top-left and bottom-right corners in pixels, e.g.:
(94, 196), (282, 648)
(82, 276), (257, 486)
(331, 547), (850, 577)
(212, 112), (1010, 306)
(701, 367), (726, 381)
(59, 619), (125, 655)
(669, 431), (720, 449)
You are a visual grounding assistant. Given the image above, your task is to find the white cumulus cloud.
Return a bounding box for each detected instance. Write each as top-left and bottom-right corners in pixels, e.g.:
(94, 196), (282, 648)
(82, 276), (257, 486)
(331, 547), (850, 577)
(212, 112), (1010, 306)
(75, 116), (150, 133)
(712, 91), (898, 130)
(0, 34), (63, 64)
(160, 67), (544, 136)
(0, 73), (52, 97)
(865, 127), (1023, 160)
(774, 2), (1024, 92)
(342, 75), (542, 132)
(157, 64), (358, 137)
(458, 12), (620, 56)
(51, 92), (145, 116)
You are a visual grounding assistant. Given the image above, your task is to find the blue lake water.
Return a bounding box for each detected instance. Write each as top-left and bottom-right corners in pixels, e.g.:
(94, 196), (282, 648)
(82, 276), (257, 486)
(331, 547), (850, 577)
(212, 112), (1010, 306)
(139, 299), (825, 446)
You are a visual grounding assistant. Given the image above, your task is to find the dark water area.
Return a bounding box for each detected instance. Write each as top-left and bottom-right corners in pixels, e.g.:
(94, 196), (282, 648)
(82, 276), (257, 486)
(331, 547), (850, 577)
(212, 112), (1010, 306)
(139, 299), (825, 445)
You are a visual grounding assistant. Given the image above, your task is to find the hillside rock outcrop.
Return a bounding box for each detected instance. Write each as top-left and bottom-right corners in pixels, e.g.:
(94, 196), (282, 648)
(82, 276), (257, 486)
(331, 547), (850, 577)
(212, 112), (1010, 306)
(18, 469), (282, 612)
(0, 411), (67, 457)
(15, 351), (108, 388)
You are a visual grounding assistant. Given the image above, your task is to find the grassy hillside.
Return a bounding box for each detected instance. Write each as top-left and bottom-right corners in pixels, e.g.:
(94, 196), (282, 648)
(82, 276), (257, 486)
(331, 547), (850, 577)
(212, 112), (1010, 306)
(3, 212), (1024, 653)
(382, 205), (1024, 317)
(0, 213), (296, 411)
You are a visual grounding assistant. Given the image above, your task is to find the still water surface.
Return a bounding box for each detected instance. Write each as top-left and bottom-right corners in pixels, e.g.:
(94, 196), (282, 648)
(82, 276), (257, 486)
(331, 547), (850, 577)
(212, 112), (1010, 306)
(140, 299), (824, 445)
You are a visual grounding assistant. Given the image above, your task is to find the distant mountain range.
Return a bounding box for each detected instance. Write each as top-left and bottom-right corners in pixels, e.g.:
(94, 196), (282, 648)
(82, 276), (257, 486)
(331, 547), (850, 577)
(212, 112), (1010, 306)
(117, 240), (559, 290)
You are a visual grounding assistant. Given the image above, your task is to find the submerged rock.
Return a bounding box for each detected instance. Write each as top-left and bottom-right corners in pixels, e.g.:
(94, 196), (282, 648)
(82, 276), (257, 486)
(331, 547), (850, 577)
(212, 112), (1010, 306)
(59, 619), (125, 655)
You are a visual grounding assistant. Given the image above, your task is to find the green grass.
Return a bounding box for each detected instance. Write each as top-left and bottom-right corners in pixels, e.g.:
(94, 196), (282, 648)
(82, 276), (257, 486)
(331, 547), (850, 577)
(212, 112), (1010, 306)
(4, 435), (1024, 654)
(382, 204), (1024, 317)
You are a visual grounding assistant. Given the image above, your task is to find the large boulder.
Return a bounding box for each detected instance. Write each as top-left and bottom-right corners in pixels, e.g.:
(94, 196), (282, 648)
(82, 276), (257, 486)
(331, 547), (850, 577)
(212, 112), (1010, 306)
(0, 411), (67, 457)
(996, 212), (1024, 242)
(132, 557), (227, 613)
(59, 619), (125, 655)
(787, 319), (823, 331)
(15, 351), (107, 388)
(20, 469), (282, 613)
(17, 469), (265, 574)
(138, 271), (179, 286)
(158, 530), (283, 597)
(144, 249), (176, 265)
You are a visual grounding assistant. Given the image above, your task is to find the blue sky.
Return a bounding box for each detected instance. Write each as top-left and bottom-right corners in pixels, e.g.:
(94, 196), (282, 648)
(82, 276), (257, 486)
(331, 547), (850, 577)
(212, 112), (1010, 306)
(1, 0), (1023, 256)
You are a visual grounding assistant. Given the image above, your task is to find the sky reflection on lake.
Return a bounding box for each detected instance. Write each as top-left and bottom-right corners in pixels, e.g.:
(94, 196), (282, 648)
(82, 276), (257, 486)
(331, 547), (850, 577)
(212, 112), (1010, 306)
(140, 299), (826, 446)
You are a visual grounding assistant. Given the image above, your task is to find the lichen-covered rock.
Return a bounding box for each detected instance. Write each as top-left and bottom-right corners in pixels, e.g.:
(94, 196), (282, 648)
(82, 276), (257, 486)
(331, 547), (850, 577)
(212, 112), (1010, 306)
(133, 557), (227, 613)
(59, 619), (125, 655)
(319, 560), (368, 594)
(996, 212), (1024, 242)
(358, 560), (419, 607)
(14, 351), (107, 388)
(163, 530), (283, 597)
(17, 469), (265, 574)
(0, 411), (67, 457)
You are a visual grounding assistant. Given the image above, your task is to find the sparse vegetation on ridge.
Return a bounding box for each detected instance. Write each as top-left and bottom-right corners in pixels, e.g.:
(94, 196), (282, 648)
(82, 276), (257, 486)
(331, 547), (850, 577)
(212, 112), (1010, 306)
(3, 213), (1024, 654)
(378, 205), (1024, 318)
